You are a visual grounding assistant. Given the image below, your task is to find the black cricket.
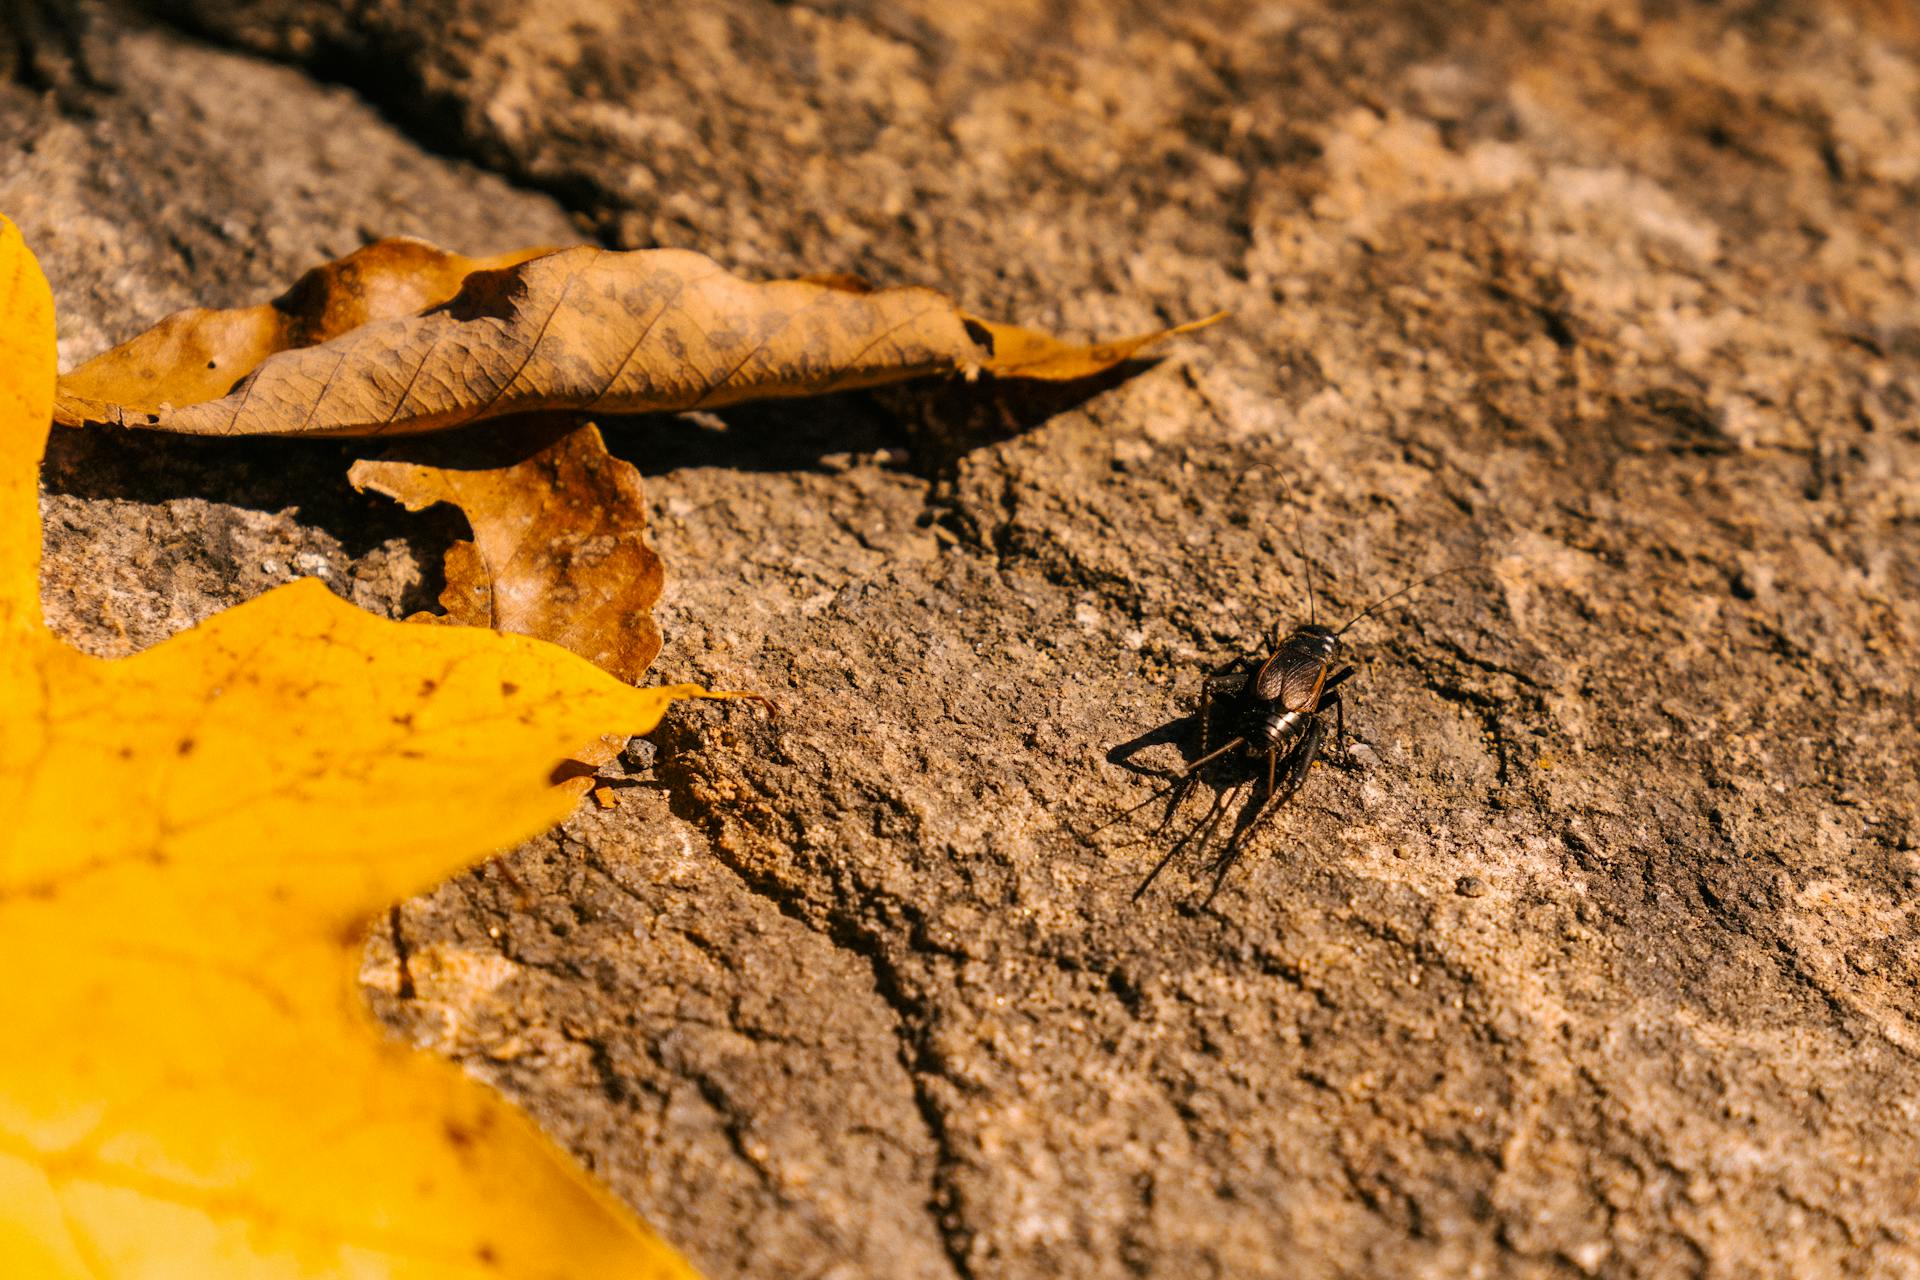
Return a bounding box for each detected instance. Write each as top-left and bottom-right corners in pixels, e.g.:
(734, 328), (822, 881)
(1102, 550), (1459, 903)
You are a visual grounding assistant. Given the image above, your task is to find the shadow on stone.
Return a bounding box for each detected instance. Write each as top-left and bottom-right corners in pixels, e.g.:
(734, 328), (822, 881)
(599, 363), (1152, 482)
(40, 422), (465, 615)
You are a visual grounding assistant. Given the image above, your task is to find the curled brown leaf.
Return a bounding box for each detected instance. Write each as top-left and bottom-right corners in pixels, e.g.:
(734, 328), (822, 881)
(58, 242), (1220, 437)
(53, 238), (552, 428)
(348, 416), (663, 768)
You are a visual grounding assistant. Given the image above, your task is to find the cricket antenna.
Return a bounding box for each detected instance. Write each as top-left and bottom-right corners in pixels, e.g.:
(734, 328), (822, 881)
(1336, 564), (1475, 637)
(1272, 466), (1317, 626)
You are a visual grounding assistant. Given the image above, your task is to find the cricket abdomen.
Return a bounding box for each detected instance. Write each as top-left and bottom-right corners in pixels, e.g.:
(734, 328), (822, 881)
(1246, 705), (1310, 751)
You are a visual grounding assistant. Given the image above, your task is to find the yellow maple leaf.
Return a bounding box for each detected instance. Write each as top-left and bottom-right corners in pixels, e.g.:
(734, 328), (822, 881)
(0, 217), (701, 1276)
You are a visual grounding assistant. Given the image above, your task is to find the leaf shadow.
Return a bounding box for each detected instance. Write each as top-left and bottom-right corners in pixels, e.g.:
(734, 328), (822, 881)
(596, 362), (1153, 483)
(38, 360), (1156, 621)
(39, 424), (467, 616)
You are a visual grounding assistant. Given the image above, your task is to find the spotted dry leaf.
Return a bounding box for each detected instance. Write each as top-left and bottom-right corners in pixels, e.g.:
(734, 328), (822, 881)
(55, 241), (1220, 437)
(349, 416), (662, 768)
(53, 238), (551, 428)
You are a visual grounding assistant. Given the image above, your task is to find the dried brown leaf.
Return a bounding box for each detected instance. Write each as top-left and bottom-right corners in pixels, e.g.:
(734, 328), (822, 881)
(960, 312), (1225, 381)
(52, 238), (552, 428)
(348, 416), (663, 767)
(57, 244), (1218, 437)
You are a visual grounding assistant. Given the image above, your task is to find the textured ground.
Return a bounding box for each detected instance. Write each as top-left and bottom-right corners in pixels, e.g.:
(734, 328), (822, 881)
(7, 2), (1920, 1277)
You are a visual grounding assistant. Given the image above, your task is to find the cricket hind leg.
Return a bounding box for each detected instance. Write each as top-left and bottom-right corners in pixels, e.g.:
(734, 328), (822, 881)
(1197, 664), (1254, 759)
(1204, 717), (1327, 903)
(1086, 660), (1254, 852)
(1101, 656), (1255, 784)
(1132, 778), (1240, 902)
(1176, 666), (1260, 777)
(1074, 764), (1201, 845)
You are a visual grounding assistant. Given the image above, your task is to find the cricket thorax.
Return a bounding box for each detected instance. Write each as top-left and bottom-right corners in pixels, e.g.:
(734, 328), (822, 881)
(1254, 625), (1343, 713)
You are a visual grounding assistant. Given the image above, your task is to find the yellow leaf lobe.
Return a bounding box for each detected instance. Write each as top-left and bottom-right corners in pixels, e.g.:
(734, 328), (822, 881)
(1, 215), (700, 1278)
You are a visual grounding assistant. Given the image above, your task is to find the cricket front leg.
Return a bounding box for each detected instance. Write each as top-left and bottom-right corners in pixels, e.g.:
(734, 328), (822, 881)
(1316, 666), (1357, 769)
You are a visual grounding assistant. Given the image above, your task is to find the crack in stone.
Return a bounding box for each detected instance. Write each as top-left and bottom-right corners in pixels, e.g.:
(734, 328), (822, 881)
(654, 735), (975, 1280)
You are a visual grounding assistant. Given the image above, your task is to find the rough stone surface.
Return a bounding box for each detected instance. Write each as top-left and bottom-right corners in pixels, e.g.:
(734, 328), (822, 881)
(9, 2), (1920, 1277)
